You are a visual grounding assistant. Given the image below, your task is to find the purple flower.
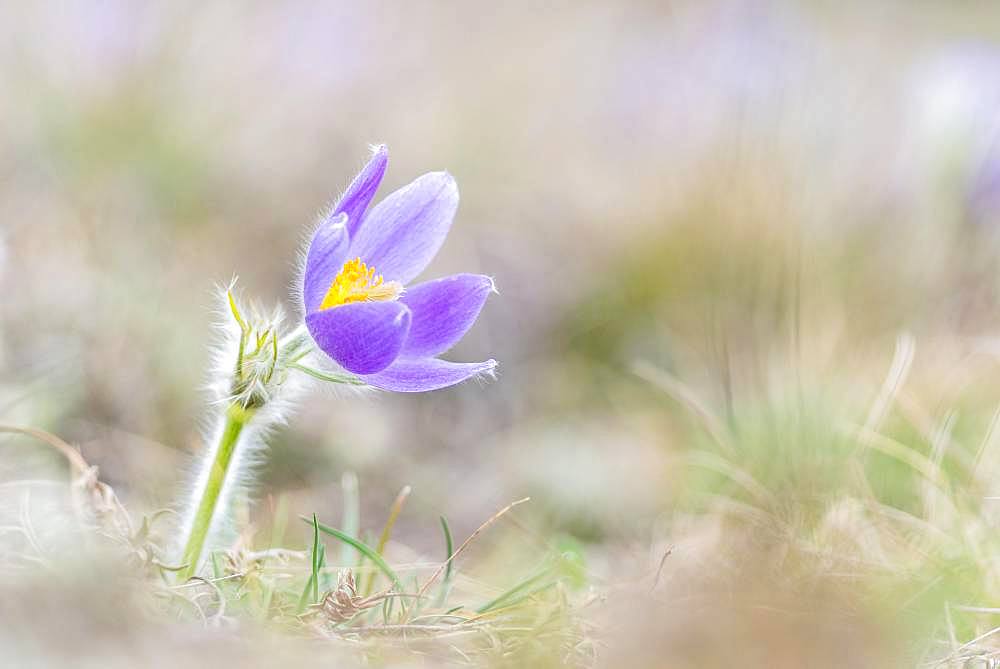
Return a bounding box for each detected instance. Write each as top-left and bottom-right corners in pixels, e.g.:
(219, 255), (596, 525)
(969, 143), (1000, 226)
(301, 145), (496, 392)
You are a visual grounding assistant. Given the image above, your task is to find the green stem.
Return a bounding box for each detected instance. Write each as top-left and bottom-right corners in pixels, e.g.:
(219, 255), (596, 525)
(179, 403), (254, 581)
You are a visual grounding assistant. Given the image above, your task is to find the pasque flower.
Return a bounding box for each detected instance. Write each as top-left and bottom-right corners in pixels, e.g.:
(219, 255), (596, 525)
(177, 145), (497, 579)
(301, 145), (496, 391)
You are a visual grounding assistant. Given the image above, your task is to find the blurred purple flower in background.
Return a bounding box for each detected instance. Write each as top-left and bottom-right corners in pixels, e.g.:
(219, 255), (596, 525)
(301, 146), (496, 392)
(969, 141), (1000, 226)
(905, 43), (1000, 225)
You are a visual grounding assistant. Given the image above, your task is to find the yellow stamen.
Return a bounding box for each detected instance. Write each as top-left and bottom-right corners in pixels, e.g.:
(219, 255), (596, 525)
(319, 257), (403, 311)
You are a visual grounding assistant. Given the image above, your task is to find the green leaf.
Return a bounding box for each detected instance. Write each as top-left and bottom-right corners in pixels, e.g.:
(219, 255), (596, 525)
(288, 363), (366, 385)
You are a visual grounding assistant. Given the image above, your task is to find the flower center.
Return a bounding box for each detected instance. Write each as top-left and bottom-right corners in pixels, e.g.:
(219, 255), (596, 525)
(319, 257), (403, 311)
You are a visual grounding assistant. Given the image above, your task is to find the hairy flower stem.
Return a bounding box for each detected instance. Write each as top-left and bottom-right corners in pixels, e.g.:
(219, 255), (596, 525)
(179, 403), (255, 581)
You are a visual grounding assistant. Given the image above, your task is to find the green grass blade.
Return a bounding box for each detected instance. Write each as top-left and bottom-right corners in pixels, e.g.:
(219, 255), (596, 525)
(311, 514), (320, 602)
(257, 580), (275, 622)
(436, 515), (455, 607)
(479, 581), (559, 614)
(476, 565), (552, 614)
(288, 362), (366, 385)
(317, 541), (328, 594)
(296, 573), (315, 614)
(362, 486), (411, 597)
(268, 494), (289, 550)
(302, 516), (403, 591)
(297, 513), (324, 613)
(356, 530), (374, 597)
(340, 472), (360, 569)
(210, 551), (222, 580)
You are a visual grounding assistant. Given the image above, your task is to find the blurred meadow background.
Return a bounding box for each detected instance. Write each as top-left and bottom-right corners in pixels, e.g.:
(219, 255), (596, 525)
(7, 1), (1000, 666)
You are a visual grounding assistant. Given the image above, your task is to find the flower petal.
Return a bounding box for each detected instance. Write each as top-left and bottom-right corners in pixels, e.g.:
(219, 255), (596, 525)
(348, 172), (458, 285)
(305, 302), (411, 374)
(335, 144), (389, 239)
(362, 357), (497, 392)
(400, 274), (494, 358)
(302, 212), (350, 315)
